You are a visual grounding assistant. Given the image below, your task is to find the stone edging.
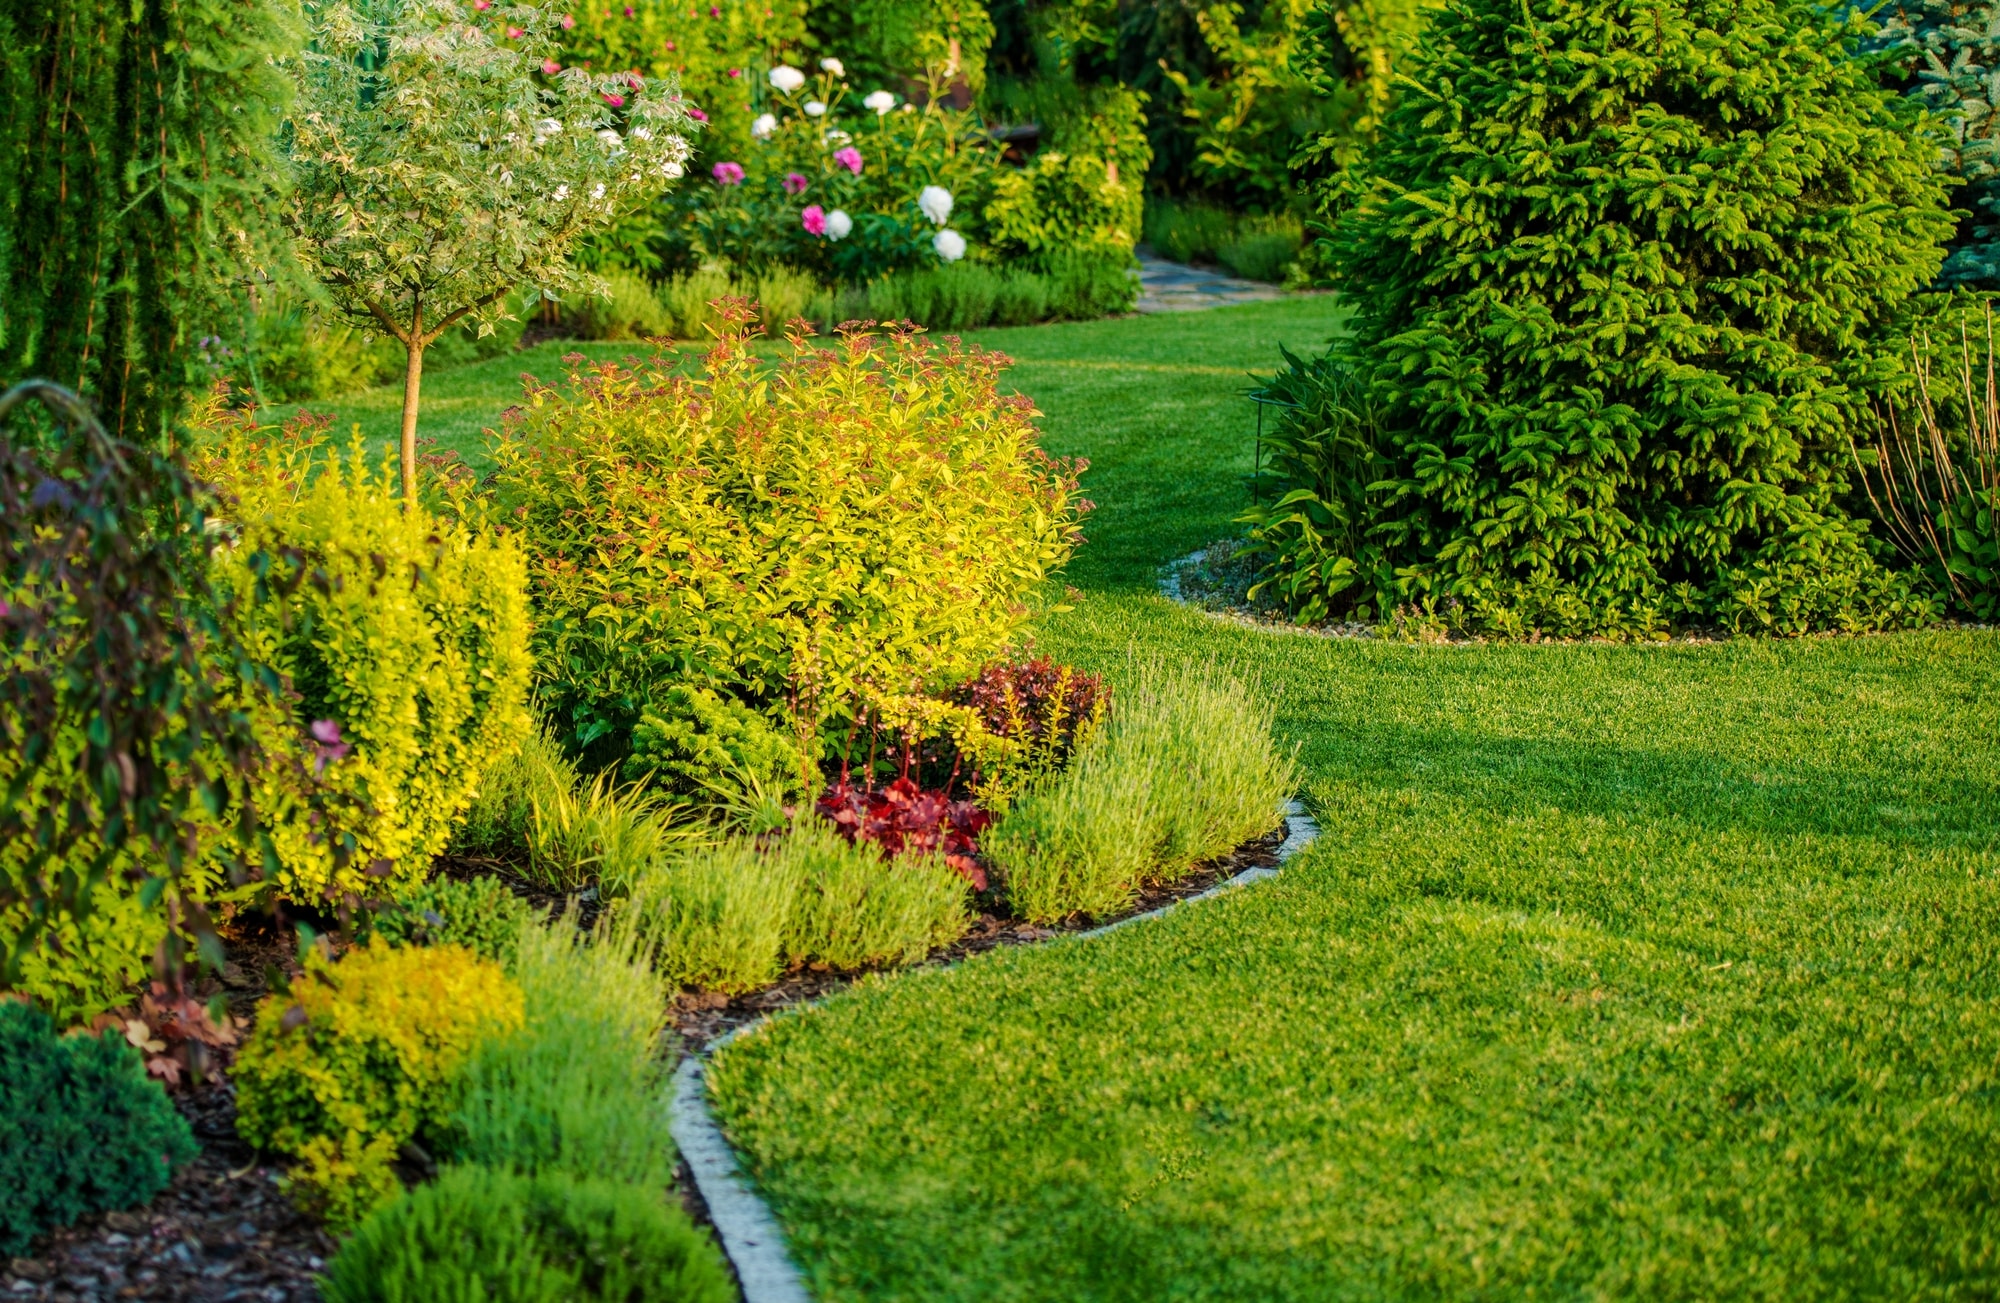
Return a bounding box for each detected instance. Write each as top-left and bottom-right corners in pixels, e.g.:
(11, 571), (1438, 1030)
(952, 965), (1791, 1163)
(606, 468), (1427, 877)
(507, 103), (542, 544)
(667, 799), (1322, 1303)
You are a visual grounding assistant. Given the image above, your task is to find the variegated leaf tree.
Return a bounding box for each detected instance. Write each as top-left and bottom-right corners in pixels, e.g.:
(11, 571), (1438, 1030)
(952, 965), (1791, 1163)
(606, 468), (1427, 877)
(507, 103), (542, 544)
(287, 0), (697, 502)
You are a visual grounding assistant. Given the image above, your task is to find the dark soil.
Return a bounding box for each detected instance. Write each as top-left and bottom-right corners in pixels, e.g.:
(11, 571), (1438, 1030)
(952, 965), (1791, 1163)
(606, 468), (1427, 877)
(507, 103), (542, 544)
(669, 818), (1291, 1052)
(7, 1084), (336, 1303)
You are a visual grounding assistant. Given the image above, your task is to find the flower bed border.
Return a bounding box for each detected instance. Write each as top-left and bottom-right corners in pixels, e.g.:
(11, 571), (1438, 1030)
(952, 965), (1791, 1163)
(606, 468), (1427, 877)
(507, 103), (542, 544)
(667, 799), (1321, 1303)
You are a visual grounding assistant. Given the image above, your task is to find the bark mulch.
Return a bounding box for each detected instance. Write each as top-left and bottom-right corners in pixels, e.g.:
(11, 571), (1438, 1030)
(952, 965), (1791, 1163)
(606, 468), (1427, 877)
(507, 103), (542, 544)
(6, 1084), (336, 1303)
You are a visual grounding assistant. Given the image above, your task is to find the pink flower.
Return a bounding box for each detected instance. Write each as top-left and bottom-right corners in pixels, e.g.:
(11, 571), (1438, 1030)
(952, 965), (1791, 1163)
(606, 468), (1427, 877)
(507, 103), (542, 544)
(833, 146), (863, 174)
(708, 4), (720, 14)
(627, 71), (644, 87)
(783, 171), (809, 195)
(506, 24), (524, 37)
(560, 11), (575, 26)
(688, 105), (709, 122)
(665, 38), (676, 49)
(603, 91), (625, 106)
(727, 67), (742, 77)
(623, 4), (635, 14)
(542, 58), (561, 73)
(712, 160), (745, 184)
(309, 720), (350, 775)
(801, 204), (827, 235)
(473, 0), (490, 9)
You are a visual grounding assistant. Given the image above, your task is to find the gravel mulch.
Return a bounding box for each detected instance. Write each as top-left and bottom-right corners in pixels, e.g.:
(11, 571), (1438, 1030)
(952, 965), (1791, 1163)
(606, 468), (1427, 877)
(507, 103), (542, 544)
(7, 1084), (335, 1303)
(669, 819), (1290, 1052)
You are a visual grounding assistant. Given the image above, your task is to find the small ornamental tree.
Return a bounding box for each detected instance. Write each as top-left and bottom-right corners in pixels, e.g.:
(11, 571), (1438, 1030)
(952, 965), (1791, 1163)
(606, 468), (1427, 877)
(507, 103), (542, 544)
(287, 0), (697, 503)
(1307, 0), (1956, 635)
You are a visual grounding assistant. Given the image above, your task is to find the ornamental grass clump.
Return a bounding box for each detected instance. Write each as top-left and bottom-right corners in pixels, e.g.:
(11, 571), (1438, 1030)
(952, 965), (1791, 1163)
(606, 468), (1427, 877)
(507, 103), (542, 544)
(449, 912), (677, 1187)
(987, 662), (1296, 922)
(493, 310), (1088, 766)
(1258, 0), (1958, 637)
(320, 1166), (733, 1303)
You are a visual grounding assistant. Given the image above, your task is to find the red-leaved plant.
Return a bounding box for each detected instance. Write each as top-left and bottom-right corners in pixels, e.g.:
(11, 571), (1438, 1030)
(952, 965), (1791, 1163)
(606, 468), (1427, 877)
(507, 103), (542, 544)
(816, 777), (992, 889)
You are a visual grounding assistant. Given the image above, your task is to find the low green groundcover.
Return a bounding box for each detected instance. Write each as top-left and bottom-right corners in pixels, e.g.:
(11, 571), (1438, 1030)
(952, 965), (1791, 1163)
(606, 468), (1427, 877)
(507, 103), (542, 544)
(709, 622), (2000, 1301)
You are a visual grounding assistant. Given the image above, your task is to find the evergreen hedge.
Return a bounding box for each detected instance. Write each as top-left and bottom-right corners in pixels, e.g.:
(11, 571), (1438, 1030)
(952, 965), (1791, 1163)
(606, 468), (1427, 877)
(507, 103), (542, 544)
(1291, 0), (1956, 636)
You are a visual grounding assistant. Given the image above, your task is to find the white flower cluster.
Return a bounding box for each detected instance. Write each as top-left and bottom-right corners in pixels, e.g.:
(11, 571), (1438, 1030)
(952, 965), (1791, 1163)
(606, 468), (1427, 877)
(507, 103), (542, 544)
(769, 64), (805, 94)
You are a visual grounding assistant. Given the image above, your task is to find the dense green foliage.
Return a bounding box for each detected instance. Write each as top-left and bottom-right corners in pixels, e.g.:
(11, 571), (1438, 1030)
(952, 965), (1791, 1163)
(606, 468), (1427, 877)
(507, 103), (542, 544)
(0, 384), (284, 1015)
(1879, 0), (2000, 286)
(198, 420), (535, 903)
(985, 661), (1294, 919)
(449, 917), (680, 1186)
(1142, 199), (1303, 280)
(623, 819), (971, 989)
(687, 302), (2000, 1300)
(366, 875), (541, 963)
(493, 321), (1086, 764)
(0, 1001), (197, 1254)
(321, 1165), (734, 1303)
(1263, 0), (1956, 636)
(0, 0), (294, 443)
(233, 941), (525, 1229)
(811, 0), (997, 96)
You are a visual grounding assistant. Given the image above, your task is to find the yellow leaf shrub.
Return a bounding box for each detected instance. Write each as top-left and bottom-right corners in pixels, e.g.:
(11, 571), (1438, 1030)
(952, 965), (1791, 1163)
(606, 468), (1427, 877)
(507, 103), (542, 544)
(492, 320), (1089, 759)
(232, 940), (524, 1230)
(197, 417), (535, 903)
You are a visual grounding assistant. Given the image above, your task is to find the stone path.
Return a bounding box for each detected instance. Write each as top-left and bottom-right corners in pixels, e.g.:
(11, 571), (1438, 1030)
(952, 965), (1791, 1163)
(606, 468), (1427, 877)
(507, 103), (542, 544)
(1134, 251), (1289, 313)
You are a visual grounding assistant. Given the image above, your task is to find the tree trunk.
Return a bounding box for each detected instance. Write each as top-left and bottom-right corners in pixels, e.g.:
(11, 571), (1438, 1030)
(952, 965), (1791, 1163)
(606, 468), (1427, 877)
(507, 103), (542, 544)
(399, 306), (424, 509)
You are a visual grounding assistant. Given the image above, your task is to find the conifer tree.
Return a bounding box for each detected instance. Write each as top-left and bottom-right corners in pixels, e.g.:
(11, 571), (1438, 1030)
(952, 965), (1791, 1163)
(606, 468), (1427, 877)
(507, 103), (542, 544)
(1878, 0), (2000, 285)
(1312, 0), (1956, 635)
(0, 0), (295, 445)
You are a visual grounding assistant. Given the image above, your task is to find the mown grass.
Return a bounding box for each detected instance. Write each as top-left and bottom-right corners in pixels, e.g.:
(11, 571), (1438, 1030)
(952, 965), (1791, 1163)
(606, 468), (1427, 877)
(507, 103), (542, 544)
(693, 301), (2000, 1299)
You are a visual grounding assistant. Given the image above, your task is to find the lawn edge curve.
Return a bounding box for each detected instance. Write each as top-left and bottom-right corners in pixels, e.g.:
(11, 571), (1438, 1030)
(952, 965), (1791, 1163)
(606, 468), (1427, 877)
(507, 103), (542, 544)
(668, 798), (1321, 1302)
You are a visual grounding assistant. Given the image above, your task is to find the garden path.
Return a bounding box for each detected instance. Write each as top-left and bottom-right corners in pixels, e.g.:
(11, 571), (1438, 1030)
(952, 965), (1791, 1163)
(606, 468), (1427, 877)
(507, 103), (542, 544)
(1133, 251), (1289, 313)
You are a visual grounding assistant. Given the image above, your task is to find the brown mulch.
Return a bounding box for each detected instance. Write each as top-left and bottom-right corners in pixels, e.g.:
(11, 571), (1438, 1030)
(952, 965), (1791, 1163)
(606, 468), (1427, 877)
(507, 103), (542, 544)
(6, 1084), (336, 1303)
(669, 818), (1292, 1052)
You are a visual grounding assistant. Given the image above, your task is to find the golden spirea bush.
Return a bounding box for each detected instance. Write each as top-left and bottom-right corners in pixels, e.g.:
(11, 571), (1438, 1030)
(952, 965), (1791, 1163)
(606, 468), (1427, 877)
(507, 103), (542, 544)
(233, 940), (525, 1230)
(492, 316), (1089, 756)
(198, 415), (535, 902)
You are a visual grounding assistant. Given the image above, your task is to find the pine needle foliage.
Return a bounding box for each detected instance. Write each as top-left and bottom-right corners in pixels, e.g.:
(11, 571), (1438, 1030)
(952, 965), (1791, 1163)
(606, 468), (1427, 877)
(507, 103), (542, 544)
(1309, 0), (1957, 636)
(0, 0), (295, 444)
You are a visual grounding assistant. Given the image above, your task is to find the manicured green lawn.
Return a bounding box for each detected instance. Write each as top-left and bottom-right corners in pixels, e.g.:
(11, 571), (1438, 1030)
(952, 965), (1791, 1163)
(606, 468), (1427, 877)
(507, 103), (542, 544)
(689, 303), (2000, 1300)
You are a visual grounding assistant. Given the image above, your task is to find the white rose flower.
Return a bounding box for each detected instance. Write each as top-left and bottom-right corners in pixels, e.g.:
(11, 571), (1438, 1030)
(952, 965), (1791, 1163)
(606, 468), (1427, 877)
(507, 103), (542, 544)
(820, 56), (844, 76)
(662, 160), (684, 178)
(825, 208), (853, 240)
(863, 89), (895, 115)
(751, 112), (778, 139)
(918, 185), (953, 226)
(551, 183), (570, 201)
(591, 182), (607, 200)
(804, 100), (827, 117)
(768, 64), (805, 93)
(933, 229), (966, 262)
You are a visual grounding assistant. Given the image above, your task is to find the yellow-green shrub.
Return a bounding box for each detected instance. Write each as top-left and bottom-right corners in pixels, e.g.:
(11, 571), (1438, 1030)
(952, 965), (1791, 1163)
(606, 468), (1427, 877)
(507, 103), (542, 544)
(232, 940), (524, 1229)
(492, 319), (1088, 761)
(199, 422), (535, 903)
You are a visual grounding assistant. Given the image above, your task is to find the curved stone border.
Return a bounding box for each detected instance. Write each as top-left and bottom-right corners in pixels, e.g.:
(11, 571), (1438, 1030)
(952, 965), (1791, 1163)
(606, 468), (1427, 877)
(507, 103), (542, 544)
(669, 799), (1321, 1303)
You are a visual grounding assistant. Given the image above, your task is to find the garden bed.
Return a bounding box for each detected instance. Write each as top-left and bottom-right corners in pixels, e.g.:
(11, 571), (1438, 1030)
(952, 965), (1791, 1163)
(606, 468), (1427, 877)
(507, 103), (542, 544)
(670, 819), (1291, 1052)
(5, 1083), (334, 1303)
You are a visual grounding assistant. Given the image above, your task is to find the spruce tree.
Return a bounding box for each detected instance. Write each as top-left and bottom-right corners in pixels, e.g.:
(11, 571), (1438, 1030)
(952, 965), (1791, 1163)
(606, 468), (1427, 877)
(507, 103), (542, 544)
(1317, 0), (1956, 635)
(1878, 0), (2000, 285)
(0, 0), (295, 445)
